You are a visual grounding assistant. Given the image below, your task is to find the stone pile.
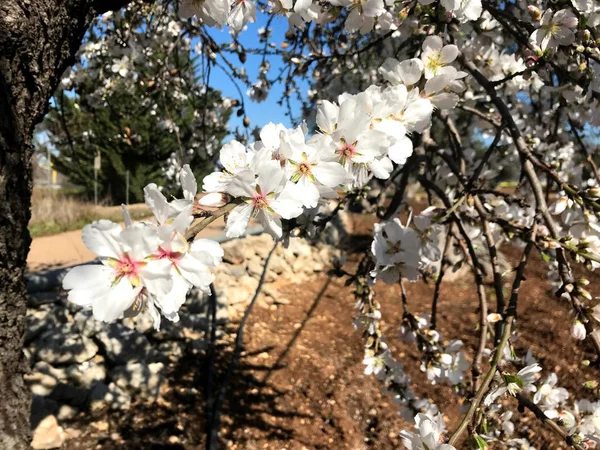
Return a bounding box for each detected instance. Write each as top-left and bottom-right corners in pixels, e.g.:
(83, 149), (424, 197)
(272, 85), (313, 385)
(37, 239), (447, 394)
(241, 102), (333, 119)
(25, 230), (345, 449)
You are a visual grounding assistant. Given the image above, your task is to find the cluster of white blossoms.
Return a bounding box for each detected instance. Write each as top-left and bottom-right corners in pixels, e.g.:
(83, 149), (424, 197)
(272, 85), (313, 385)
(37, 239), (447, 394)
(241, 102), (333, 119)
(63, 166), (223, 330)
(371, 213), (442, 284)
(179, 0), (485, 37)
(198, 53), (462, 239)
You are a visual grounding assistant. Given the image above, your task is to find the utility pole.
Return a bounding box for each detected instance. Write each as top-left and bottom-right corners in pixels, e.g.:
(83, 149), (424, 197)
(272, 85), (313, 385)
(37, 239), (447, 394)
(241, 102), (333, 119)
(125, 170), (129, 205)
(47, 146), (51, 187)
(94, 151), (101, 206)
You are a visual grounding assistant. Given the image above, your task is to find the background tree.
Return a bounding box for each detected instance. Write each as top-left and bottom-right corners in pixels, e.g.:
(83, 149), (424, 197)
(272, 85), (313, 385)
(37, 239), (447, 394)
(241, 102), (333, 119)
(43, 5), (231, 204)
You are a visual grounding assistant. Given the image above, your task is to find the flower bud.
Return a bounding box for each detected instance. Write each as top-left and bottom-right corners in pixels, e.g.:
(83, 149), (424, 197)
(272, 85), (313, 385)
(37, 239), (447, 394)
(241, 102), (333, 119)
(243, 117), (251, 127)
(588, 187), (600, 198)
(578, 278), (591, 286)
(439, 353), (453, 365)
(487, 313), (503, 323)
(546, 239), (562, 249)
(199, 193), (227, 207)
(584, 380), (599, 389)
(577, 287), (592, 301)
(527, 5), (541, 21)
(571, 320), (587, 340)
(549, 196), (570, 215)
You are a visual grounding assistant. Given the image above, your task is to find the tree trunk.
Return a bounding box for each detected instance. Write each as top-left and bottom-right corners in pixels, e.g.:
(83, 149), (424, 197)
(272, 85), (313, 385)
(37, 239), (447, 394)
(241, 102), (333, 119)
(0, 1), (130, 446)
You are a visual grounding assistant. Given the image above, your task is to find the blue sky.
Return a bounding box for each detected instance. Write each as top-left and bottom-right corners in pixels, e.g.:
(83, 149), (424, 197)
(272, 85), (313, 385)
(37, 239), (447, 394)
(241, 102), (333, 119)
(201, 12), (307, 136)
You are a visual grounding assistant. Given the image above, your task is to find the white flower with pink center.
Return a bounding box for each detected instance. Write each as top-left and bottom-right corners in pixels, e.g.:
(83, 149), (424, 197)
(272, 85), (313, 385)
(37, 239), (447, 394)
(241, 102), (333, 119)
(146, 230), (224, 326)
(285, 139), (352, 209)
(224, 158), (304, 239)
(62, 220), (172, 323)
(316, 96), (392, 187)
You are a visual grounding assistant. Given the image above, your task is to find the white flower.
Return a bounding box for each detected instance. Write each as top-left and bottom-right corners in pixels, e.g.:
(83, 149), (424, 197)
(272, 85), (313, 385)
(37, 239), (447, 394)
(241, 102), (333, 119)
(400, 413), (456, 450)
(317, 96), (392, 187)
(363, 346), (392, 377)
(441, 0), (483, 22)
(228, 0), (256, 32)
(285, 141), (352, 208)
(179, 0), (230, 27)
(371, 218), (422, 283)
(485, 364), (542, 406)
(110, 56), (130, 77)
(439, 340), (470, 385)
(533, 373), (569, 411)
(571, 320), (587, 340)
(224, 160), (304, 239)
(530, 9), (578, 51)
(146, 231), (223, 326)
(379, 58), (424, 86)
(62, 220), (172, 323)
(203, 140), (254, 193)
(420, 36), (459, 79)
(330, 0), (384, 34)
(145, 164), (197, 224)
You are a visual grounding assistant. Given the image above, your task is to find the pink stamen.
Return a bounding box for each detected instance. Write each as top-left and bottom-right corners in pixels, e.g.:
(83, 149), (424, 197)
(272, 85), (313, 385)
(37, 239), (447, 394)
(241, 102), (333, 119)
(115, 254), (143, 282)
(339, 143), (357, 159)
(252, 191), (269, 209)
(156, 247), (181, 262)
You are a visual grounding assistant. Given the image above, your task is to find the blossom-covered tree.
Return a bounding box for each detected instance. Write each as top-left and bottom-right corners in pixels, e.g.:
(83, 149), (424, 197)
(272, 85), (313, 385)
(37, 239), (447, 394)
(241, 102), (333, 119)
(3, 0), (600, 448)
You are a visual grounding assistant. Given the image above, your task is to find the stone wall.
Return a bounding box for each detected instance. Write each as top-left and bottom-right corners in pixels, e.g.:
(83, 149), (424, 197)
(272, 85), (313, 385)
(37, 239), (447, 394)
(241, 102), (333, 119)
(25, 232), (342, 449)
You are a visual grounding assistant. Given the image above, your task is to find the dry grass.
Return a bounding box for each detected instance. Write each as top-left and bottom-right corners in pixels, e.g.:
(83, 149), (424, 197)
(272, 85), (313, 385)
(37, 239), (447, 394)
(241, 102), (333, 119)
(29, 188), (151, 238)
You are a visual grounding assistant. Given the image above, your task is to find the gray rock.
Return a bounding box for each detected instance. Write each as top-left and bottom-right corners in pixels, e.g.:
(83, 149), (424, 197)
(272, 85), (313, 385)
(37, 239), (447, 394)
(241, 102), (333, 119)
(25, 306), (69, 345)
(110, 362), (164, 402)
(26, 362), (67, 397)
(56, 405), (78, 421)
(156, 341), (185, 363)
(221, 239), (256, 264)
(247, 257), (277, 282)
(31, 414), (64, 450)
(252, 234), (275, 259)
(186, 287), (211, 314)
(97, 323), (155, 365)
(73, 310), (107, 337)
(65, 358), (107, 388)
(188, 338), (209, 353)
(223, 263), (248, 279)
(122, 313), (155, 334)
(35, 323), (98, 365)
(268, 254), (291, 275)
(88, 382), (131, 411)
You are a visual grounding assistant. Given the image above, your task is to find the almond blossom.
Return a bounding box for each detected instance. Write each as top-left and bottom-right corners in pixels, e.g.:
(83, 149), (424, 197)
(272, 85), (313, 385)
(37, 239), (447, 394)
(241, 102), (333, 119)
(224, 160), (304, 238)
(400, 413), (456, 450)
(420, 36), (459, 80)
(530, 9), (578, 51)
(62, 220), (172, 323)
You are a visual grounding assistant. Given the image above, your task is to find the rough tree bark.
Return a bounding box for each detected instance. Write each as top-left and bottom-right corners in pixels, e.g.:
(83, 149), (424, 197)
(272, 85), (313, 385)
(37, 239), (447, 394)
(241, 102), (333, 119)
(0, 0), (133, 447)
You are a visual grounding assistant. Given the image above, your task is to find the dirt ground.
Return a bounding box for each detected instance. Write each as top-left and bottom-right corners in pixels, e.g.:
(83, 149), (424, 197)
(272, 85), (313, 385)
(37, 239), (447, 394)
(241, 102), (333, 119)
(59, 214), (599, 450)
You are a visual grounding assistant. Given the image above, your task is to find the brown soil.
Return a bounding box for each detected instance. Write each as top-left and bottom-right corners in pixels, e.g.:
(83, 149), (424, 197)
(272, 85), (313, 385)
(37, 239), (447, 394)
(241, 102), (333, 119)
(60, 214), (600, 450)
